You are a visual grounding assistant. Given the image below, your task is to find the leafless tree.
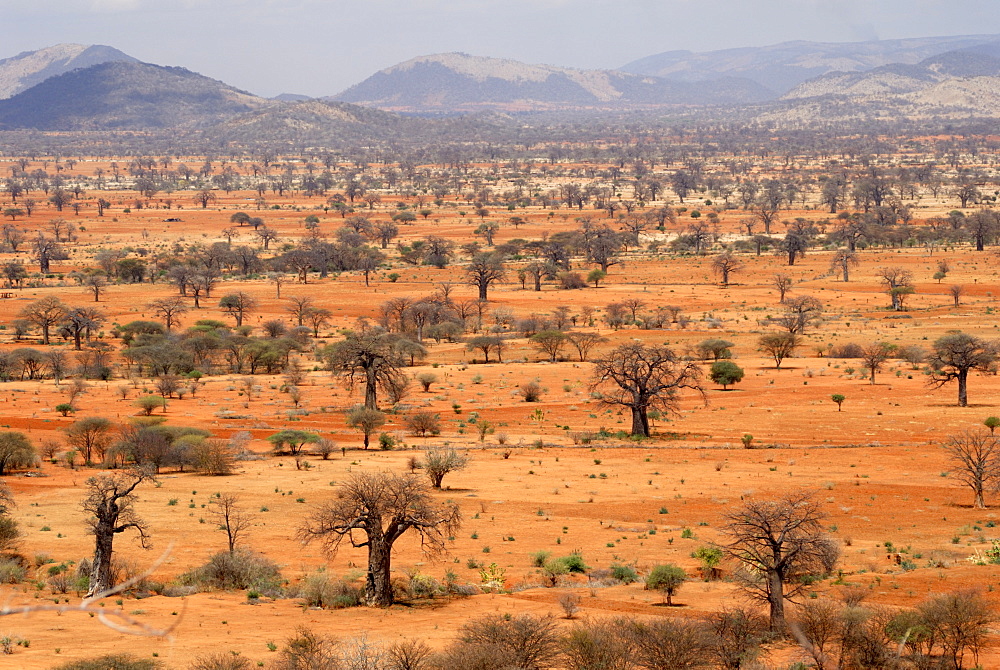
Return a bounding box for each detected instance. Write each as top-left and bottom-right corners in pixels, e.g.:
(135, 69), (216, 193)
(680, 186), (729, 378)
(772, 273), (792, 303)
(466, 252), (506, 301)
(19, 296), (67, 344)
(860, 342), (895, 385)
(591, 343), (704, 437)
(776, 296), (823, 335)
(82, 469), (154, 598)
(712, 251), (744, 286)
(147, 297), (188, 331)
(877, 266), (914, 311)
(721, 491), (835, 630)
(218, 291), (258, 327)
(829, 249), (859, 282)
(83, 274), (108, 302)
(321, 330), (405, 410)
(949, 284), (964, 307)
(207, 493), (256, 553)
(298, 472), (460, 606)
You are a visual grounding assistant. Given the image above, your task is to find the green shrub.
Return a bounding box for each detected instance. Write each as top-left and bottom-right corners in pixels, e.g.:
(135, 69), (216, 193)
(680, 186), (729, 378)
(530, 550), (551, 568)
(610, 563), (638, 584)
(561, 552), (588, 573)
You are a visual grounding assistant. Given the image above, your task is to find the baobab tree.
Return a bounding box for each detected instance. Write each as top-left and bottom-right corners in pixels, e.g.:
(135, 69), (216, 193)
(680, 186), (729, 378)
(711, 251), (743, 287)
(321, 329), (406, 410)
(466, 253), (506, 301)
(82, 469), (154, 598)
(298, 472), (460, 607)
(721, 491), (836, 631)
(20, 296), (67, 345)
(829, 249), (859, 282)
(591, 343), (704, 438)
(928, 332), (1000, 407)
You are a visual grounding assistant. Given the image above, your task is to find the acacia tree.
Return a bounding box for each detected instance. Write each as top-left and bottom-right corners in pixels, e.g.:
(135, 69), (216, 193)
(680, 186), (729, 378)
(928, 332), (1000, 407)
(720, 491), (835, 631)
(0, 431), (35, 475)
(591, 343), (704, 437)
(321, 330), (405, 410)
(758, 332), (799, 369)
(218, 291), (257, 328)
(466, 252), (506, 301)
(423, 447), (470, 489)
(345, 406), (385, 450)
(943, 429), (1000, 509)
(298, 472), (460, 606)
(82, 469), (154, 598)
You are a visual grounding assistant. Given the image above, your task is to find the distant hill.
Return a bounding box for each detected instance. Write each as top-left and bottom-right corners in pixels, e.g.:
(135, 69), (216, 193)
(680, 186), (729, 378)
(762, 44), (1000, 123)
(331, 53), (773, 112)
(621, 34), (1000, 94)
(0, 61), (270, 130)
(0, 43), (138, 99)
(272, 93), (312, 102)
(211, 99), (416, 143)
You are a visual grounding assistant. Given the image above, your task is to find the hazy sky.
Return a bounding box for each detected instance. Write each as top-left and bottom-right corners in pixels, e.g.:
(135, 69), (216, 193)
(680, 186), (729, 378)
(3, 0), (1000, 97)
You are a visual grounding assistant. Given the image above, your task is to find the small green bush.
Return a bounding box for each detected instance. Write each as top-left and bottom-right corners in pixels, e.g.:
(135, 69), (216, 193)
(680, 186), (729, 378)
(610, 563), (638, 584)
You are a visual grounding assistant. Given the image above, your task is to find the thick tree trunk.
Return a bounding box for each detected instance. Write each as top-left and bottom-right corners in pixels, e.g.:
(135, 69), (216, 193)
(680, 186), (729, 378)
(767, 570), (785, 631)
(478, 284), (488, 301)
(958, 370), (969, 407)
(366, 540), (393, 607)
(631, 406), (650, 437)
(87, 527), (115, 598)
(365, 367), (378, 410)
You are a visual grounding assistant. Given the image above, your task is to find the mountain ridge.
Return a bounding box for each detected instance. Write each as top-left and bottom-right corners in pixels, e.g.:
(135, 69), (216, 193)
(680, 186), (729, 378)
(0, 43), (138, 99)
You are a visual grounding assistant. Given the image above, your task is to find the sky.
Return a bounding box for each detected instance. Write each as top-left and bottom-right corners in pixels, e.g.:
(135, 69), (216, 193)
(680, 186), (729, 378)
(3, 0), (1000, 97)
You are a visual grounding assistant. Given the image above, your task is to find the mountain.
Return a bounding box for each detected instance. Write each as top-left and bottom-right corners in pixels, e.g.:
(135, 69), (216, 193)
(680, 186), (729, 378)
(760, 45), (1000, 124)
(331, 53), (773, 112)
(621, 34), (1000, 95)
(0, 61), (270, 130)
(0, 43), (138, 99)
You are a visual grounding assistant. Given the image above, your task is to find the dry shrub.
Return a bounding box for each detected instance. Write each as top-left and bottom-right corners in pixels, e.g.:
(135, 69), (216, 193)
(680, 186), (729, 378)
(297, 571), (363, 609)
(454, 613), (561, 670)
(829, 342), (864, 358)
(179, 548), (282, 593)
(405, 412), (441, 437)
(559, 592), (581, 619)
(52, 655), (162, 670)
(386, 639), (433, 670)
(563, 618), (634, 670)
(519, 381), (544, 402)
(188, 653), (252, 670)
(272, 627), (339, 670)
